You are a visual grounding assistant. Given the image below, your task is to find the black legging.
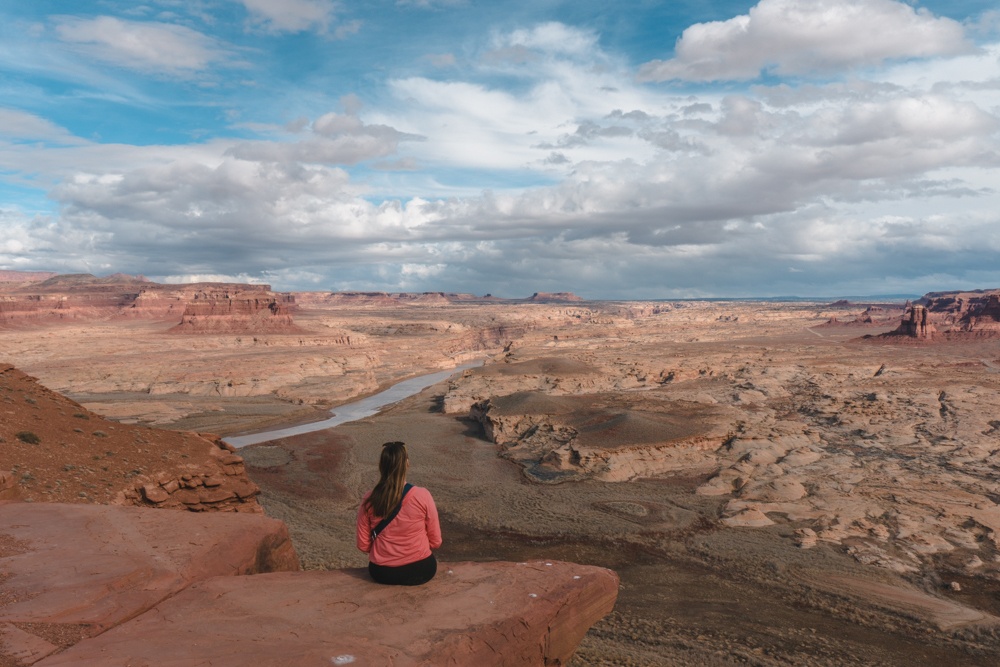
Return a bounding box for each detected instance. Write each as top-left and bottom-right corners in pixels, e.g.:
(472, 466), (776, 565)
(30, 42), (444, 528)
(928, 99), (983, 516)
(368, 554), (437, 586)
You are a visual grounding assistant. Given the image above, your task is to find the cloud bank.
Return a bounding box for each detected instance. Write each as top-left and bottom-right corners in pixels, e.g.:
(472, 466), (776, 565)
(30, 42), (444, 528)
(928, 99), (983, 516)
(1, 1), (999, 297)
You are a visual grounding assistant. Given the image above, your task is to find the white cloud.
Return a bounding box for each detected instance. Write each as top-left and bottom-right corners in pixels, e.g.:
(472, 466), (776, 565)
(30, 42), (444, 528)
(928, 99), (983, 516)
(495, 22), (599, 59)
(161, 273), (268, 284)
(0, 109), (85, 145)
(53, 16), (233, 76)
(239, 0), (338, 34)
(638, 0), (971, 82)
(227, 111), (421, 165)
(5, 17), (1000, 297)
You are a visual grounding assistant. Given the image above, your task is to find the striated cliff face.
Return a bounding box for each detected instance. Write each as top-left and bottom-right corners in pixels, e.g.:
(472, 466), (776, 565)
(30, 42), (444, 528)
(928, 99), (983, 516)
(0, 364), (262, 512)
(168, 288), (300, 334)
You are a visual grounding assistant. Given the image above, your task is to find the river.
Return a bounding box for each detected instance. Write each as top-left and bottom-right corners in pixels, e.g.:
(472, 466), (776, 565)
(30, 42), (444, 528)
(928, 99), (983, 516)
(223, 360), (483, 448)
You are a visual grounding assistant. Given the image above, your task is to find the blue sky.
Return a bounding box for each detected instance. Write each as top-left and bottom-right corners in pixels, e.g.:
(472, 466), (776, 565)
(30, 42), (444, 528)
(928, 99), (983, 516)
(1, 0), (999, 298)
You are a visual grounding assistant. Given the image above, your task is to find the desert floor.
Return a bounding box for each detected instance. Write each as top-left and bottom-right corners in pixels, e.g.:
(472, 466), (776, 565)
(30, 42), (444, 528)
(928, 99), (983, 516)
(4, 299), (1000, 665)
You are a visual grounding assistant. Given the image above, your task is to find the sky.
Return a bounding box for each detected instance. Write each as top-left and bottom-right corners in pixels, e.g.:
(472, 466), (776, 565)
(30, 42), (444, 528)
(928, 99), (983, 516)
(1, 0), (999, 299)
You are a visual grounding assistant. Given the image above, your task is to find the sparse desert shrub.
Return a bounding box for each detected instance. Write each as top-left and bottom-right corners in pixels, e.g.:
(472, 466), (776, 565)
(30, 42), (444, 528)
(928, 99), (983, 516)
(73, 412), (90, 419)
(92, 430), (107, 438)
(16, 431), (40, 444)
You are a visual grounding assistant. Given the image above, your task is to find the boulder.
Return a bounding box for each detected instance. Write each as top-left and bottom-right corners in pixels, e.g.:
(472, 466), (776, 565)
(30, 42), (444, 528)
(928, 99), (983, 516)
(37, 560), (617, 667)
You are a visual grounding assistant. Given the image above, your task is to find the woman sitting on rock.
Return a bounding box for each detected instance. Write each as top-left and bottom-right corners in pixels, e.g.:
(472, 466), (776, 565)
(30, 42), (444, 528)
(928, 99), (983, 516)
(356, 441), (442, 585)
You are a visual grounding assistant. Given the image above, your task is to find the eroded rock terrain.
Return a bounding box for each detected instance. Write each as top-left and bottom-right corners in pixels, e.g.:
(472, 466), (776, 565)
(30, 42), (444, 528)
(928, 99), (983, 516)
(4, 278), (1000, 664)
(0, 364), (260, 512)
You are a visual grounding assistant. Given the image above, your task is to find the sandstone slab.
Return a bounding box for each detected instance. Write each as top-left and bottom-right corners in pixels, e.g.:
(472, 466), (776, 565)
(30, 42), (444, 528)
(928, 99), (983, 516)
(37, 560), (618, 667)
(0, 502), (298, 664)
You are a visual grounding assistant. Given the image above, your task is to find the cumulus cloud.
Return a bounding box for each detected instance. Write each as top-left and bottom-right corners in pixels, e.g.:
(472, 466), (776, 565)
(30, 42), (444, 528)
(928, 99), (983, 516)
(638, 0), (971, 82)
(227, 111), (422, 165)
(53, 16), (233, 75)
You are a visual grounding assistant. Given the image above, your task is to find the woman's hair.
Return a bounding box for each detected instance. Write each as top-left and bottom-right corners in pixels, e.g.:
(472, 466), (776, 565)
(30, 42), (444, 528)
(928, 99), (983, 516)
(363, 441), (408, 517)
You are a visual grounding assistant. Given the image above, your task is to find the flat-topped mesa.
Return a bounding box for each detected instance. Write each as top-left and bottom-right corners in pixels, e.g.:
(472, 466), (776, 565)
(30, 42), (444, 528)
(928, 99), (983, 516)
(0, 273), (298, 330)
(168, 288), (300, 334)
(0, 273), (148, 324)
(0, 364), (262, 512)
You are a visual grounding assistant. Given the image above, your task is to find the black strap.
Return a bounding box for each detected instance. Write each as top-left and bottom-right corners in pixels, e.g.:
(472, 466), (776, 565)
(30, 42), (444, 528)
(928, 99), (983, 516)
(370, 483), (413, 542)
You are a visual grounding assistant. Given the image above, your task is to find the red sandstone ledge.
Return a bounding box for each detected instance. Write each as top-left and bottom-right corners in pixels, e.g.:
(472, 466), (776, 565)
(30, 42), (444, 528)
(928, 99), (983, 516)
(1, 503), (618, 666)
(0, 502), (298, 665)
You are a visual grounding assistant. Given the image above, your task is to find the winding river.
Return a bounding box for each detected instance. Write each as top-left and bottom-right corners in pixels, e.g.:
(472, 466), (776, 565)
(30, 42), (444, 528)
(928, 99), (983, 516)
(223, 360), (483, 448)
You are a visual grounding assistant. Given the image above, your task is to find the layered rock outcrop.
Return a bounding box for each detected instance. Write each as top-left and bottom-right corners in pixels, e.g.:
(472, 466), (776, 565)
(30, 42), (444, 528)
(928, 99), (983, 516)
(168, 288), (299, 334)
(1, 503), (617, 666)
(450, 355), (738, 483)
(878, 289), (1000, 340)
(472, 391), (733, 483)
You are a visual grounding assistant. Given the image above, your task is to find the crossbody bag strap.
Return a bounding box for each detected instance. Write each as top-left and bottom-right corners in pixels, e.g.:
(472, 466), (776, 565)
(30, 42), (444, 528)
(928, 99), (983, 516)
(370, 483), (413, 542)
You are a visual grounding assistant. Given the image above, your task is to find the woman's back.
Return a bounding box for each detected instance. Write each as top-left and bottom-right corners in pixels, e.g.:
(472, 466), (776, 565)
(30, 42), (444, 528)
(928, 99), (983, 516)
(356, 485), (441, 567)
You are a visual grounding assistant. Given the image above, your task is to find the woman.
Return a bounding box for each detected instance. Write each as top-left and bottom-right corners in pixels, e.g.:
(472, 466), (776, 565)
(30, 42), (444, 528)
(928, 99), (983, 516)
(356, 441), (442, 585)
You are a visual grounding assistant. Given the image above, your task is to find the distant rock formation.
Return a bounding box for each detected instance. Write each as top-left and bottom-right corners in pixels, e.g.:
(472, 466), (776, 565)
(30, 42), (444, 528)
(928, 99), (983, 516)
(0, 270), (58, 284)
(0, 364), (262, 512)
(527, 291), (584, 302)
(293, 290), (588, 307)
(0, 273), (300, 334)
(1, 503), (616, 666)
(818, 303), (904, 328)
(874, 289), (1000, 340)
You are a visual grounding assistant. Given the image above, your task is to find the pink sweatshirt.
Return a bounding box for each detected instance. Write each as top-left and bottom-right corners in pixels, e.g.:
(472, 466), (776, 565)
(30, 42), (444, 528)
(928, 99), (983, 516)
(356, 485), (442, 567)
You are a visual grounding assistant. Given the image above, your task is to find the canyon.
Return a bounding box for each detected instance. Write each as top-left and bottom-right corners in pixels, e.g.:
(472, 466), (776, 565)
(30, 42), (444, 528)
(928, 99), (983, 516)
(3, 275), (1000, 665)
